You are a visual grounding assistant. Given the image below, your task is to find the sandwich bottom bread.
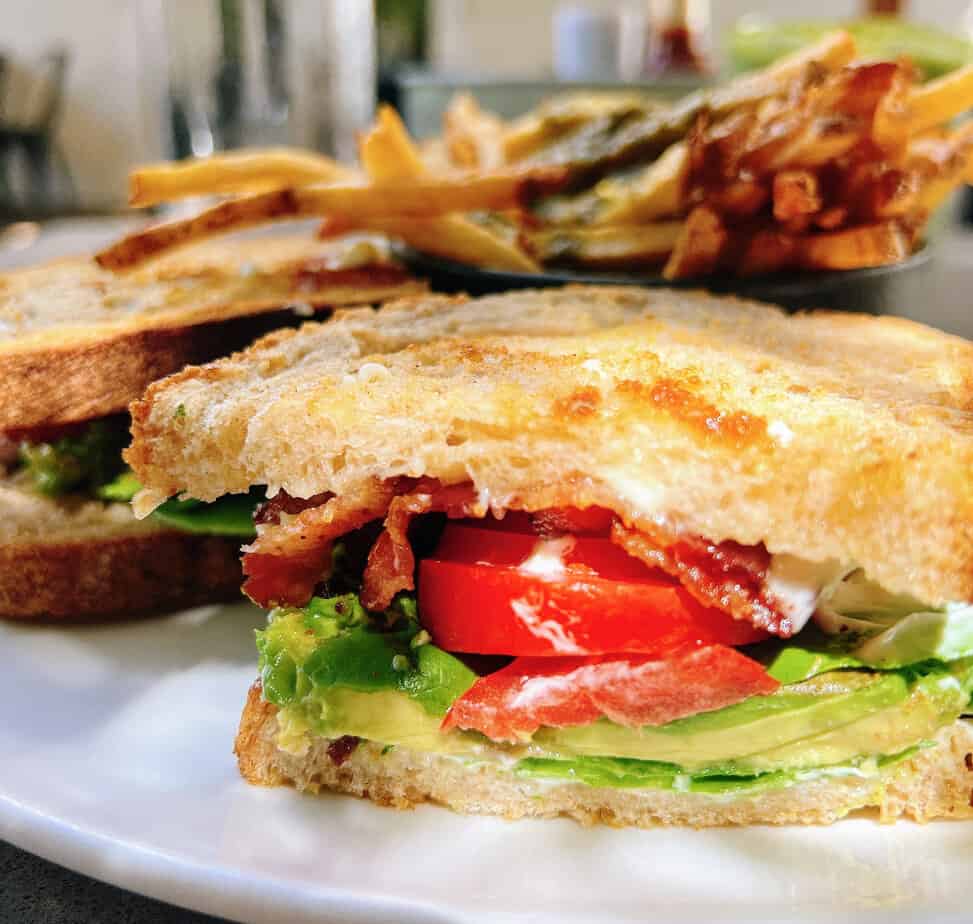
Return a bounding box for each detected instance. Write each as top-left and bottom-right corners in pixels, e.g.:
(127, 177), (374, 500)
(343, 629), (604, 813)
(236, 687), (973, 826)
(0, 417), (250, 620)
(126, 286), (973, 826)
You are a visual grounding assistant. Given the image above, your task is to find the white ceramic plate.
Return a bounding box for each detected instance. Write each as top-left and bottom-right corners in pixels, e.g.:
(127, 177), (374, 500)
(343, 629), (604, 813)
(2, 603), (972, 924)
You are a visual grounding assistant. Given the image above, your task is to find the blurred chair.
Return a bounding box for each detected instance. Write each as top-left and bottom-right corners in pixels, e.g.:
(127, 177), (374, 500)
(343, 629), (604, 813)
(0, 48), (76, 217)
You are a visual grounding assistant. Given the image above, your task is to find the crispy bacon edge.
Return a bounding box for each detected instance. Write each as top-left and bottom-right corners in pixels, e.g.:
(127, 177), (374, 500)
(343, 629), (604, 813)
(242, 478), (483, 609)
(242, 479), (800, 636)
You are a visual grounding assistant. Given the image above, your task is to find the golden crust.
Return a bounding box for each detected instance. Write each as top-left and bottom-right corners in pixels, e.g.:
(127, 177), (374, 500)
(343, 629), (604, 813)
(234, 685), (973, 827)
(0, 235), (424, 429)
(131, 286), (973, 605)
(0, 531), (242, 622)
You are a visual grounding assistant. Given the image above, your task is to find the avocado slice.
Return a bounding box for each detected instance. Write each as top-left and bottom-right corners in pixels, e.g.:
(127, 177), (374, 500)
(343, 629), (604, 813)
(737, 667), (970, 771)
(274, 663), (969, 778)
(290, 687), (485, 756)
(532, 671), (914, 771)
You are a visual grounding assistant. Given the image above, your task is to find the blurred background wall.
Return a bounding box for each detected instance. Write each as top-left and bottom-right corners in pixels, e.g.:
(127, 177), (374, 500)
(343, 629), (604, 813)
(429, 0), (967, 75)
(0, 0), (968, 212)
(1, 0), (144, 207)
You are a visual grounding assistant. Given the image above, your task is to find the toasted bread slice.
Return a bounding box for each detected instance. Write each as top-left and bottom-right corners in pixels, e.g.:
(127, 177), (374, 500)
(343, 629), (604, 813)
(0, 472), (241, 620)
(234, 684), (973, 827)
(129, 286), (973, 606)
(0, 235), (425, 430)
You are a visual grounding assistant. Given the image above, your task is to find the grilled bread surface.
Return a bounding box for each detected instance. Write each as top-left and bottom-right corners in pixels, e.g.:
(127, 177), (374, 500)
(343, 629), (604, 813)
(0, 235), (424, 429)
(129, 285), (973, 606)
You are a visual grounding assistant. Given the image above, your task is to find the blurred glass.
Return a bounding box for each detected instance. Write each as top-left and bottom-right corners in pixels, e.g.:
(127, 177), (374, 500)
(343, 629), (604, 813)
(141, 0), (375, 163)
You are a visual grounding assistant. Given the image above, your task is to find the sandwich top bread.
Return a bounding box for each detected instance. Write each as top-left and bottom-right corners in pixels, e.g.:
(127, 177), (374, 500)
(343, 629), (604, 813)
(0, 234), (424, 431)
(0, 234), (423, 620)
(129, 285), (973, 606)
(127, 285), (973, 826)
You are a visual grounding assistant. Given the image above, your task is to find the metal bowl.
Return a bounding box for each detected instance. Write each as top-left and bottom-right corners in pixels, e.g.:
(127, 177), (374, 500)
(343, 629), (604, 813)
(398, 245), (932, 314)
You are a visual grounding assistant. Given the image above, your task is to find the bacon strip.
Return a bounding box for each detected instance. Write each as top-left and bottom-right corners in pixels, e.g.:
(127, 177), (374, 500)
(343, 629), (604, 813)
(610, 521), (797, 635)
(243, 481), (395, 607)
(254, 489), (333, 526)
(361, 480), (482, 611)
(242, 478), (482, 610)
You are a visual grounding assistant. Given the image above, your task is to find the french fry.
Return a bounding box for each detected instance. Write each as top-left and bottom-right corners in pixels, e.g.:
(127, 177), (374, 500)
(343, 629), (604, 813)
(798, 221), (911, 271)
(101, 29), (969, 283)
(356, 105), (540, 272)
(97, 190), (297, 270)
(595, 141), (688, 224)
(443, 93), (506, 169)
(871, 66), (913, 156)
(839, 163), (919, 221)
(522, 222), (682, 268)
(739, 221), (910, 275)
(738, 228), (800, 276)
(908, 63), (973, 135)
(813, 206), (848, 230)
(662, 207), (728, 280)
(98, 168), (563, 271)
(704, 179), (769, 219)
(293, 170), (566, 215)
(706, 30), (857, 114)
(908, 121), (973, 215)
(773, 170), (822, 222)
(318, 214), (540, 272)
(128, 148), (357, 207)
(741, 63), (904, 174)
(360, 106), (428, 179)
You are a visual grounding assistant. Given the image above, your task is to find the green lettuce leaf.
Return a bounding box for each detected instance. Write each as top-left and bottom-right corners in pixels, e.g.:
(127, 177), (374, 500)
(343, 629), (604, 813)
(20, 419), (128, 496)
(514, 745), (927, 794)
(97, 469), (258, 538)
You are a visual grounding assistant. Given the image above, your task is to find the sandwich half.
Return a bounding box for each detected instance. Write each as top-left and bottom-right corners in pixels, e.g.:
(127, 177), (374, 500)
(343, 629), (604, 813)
(128, 286), (973, 826)
(0, 234), (423, 620)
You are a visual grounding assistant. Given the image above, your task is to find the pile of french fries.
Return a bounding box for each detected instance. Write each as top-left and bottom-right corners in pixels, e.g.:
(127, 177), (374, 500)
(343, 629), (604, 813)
(97, 30), (973, 280)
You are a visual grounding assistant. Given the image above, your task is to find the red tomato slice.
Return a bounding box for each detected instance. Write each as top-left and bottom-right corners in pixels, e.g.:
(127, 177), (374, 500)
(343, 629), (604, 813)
(418, 520), (768, 657)
(472, 506), (616, 536)
(433, 523), (649, 579)
(441, 648), (780, 742)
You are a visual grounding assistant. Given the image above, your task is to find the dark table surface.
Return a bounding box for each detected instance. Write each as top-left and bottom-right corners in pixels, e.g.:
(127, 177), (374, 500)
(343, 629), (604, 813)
(0, 840), (228, 923)
(3, 215), (973, 924)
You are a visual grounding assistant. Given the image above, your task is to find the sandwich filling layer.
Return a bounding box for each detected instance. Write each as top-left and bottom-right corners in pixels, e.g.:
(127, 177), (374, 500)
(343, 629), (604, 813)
(2, 417), (258, 539)
(245, 483), (973, 796)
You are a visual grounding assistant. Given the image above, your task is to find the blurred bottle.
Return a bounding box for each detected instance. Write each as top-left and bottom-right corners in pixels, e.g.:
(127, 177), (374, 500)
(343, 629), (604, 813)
(552, 5), (620, 81)
(643, 0), (712, 76)
(865, 0), (905, 14)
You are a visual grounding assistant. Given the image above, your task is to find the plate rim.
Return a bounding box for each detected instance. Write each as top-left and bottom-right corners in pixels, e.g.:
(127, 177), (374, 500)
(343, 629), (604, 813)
(0, 788), (465, 924)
